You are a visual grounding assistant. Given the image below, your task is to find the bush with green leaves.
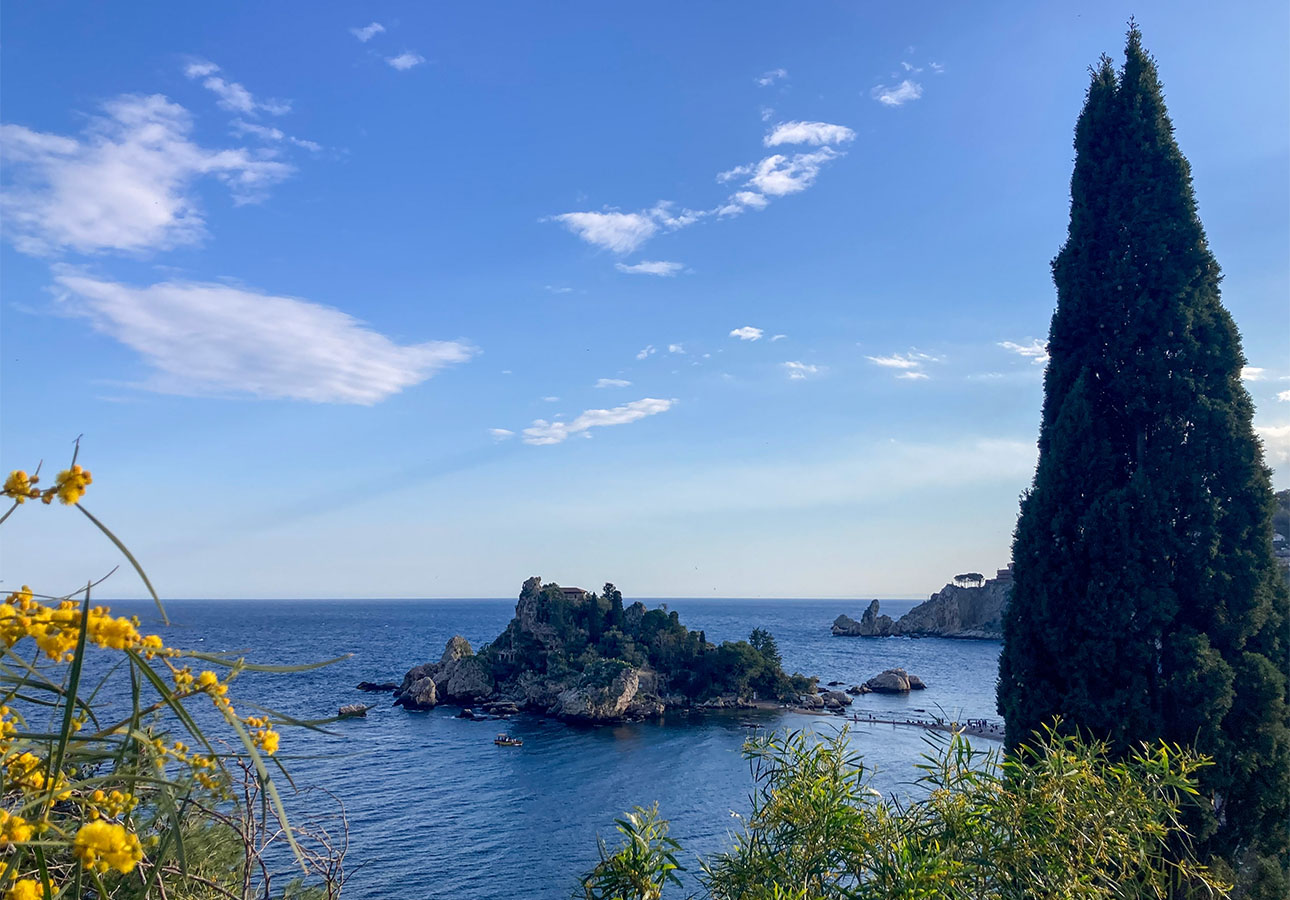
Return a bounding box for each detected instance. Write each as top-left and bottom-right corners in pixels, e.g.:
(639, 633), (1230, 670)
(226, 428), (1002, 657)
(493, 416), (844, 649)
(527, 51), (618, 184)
(579, 725), (1229, 899)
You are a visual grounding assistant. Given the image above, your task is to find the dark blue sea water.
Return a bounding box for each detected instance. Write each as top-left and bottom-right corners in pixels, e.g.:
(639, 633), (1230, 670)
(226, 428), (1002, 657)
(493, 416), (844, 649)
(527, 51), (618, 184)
(111, 598), (1002, 899)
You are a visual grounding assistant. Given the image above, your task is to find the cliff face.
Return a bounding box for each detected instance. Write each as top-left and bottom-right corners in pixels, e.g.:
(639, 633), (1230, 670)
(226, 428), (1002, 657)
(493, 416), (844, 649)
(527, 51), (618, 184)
(833, 576), (1011, 640)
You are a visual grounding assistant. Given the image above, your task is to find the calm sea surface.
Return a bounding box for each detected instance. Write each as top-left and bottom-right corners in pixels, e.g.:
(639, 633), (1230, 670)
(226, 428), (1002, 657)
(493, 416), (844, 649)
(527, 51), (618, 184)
(109, 598), (1002, 899)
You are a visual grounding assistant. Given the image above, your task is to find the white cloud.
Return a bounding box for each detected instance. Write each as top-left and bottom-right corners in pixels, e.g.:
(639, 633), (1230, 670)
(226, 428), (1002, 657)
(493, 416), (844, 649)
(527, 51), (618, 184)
(757, 68), (788, 87)
(760, 106), (775, 122)
(542, 396), (560, 402)
(544, 285), (573, 293)
(730, 326), (764, 341)
(771, 334), (787, 342)
(350, 22), (386, 42)
(764, 121), (856, 147)
(930, 62), (945, 74)
(1278, 390), (1290, 402)
(230, 119), (321, 153)
(745, 149), (840, 197)
(998, 339), (1049, 365)
(668, 344), (685, 354)
(523, 398), (675, 445)
(184, 61), (220, 79)
(867, 354), (921, 369)
(1256, 423), (1290, 466)
(185, 61), (289, 116)
(553, 127), (848, 252)
(1241, 366), (1267, 382)
(867, 350), (942, 380)
(636, 345), (657, 360)
(53, 273), (474, 404)
(871, 79), (923, 107)
(596, 378), (632, 388)
(615, 260), (685, 276)
(553, 211), (659, 254)
(387, 52), (426, 71)
(489, 428), (515, 441)
(783, 361), (822, 380)
(1, 94), (292, 255)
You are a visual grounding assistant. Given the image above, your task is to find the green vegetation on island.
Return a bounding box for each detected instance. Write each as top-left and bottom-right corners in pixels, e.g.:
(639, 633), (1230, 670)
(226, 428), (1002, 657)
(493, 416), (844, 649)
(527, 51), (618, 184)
(394, 578), (815, 721)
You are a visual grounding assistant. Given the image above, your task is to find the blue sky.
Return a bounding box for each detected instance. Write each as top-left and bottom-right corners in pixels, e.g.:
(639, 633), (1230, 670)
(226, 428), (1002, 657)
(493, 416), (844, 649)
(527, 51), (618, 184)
(3, 1), (1287, 600)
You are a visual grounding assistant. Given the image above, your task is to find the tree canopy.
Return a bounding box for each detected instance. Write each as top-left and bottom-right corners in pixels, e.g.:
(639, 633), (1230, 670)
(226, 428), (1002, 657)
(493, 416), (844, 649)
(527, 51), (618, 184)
(997, 25), (1290, 890)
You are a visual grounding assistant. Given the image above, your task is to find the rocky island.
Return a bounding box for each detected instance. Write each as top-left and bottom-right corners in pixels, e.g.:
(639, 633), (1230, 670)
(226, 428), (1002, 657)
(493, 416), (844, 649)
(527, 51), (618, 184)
(833, 567), (1012, 640)
(391, 578), (818, 723)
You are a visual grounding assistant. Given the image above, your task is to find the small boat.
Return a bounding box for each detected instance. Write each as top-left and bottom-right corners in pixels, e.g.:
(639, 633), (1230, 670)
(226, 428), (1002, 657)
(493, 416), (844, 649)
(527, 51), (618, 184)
(494, 733), (523, 747)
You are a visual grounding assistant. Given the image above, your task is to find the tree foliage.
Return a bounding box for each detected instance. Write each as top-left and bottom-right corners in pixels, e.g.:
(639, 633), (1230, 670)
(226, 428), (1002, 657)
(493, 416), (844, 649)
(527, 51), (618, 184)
(997, 25), (1290, 888)
(579, 725), (1229, 899)
(483, 580), (809, 703)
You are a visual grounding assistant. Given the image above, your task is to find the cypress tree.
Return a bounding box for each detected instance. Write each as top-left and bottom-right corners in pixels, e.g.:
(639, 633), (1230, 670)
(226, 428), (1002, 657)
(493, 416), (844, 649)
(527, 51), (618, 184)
(997, 25), (1290, 883)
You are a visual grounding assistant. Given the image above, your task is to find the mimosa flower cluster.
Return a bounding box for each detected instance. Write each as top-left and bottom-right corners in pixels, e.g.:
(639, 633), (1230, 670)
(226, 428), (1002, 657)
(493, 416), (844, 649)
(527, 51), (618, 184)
(1, 459), (294, 899)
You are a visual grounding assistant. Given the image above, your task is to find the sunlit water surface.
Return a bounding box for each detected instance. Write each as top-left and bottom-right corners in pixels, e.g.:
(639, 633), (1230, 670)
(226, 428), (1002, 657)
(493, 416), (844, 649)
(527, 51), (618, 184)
(106, 598), (1002, 899)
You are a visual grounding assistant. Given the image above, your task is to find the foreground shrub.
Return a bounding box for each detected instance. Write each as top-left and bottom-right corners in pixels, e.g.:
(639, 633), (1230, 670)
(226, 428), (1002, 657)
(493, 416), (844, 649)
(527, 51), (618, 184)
(580, 725), (1228, 899)
(1, 450), (345, 899)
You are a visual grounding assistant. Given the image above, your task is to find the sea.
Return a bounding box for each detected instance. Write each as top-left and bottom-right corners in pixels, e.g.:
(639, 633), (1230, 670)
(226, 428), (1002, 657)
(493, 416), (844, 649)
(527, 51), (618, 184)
(108, 597), (1003, 899)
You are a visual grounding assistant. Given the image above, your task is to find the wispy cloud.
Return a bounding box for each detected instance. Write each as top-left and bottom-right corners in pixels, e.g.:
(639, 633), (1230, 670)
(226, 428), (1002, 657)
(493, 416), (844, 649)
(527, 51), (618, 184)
(350, 22), (386, 42)
(544, 285), (573, 294)
(386, 52), (426, 71)
(489, 428), (515, 441)
(1256, 423), (1290, 466)
(730, 326), (764, 341)
(998, 339), (1049, 365)
(783, 361), (822, 380)
(552, 122), (850, 253)
(1, 94), (292, 255)
(523, 398), (675, 445)
(230, 119), (321, 152)
(636, 345), (657, 360)
(1241, 366), (1267, 382)
(552, 211), (660, 253)
(764, 121), (855, 147)
(1278, 390), (1290, 402)
(771, 334), (787, 342)
(615, 260), (685, 276)
(668, 344), (685, 354)
(871, 79), (923, 107)
(185, 61), (290, 116)
(757, 68), (788, 87)
(596, 378), (631, 388)
(867, 350), (942, 379)
(53, 273), (474, 404)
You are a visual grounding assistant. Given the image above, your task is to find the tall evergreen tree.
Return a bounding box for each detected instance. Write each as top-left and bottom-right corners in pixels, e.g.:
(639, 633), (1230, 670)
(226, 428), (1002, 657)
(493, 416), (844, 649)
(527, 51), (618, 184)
(997, 26), (1290, 885)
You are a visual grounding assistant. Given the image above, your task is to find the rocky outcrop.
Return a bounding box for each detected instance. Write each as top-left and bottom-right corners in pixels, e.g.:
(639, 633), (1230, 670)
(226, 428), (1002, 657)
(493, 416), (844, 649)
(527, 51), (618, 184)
(834, 572), (1011, 640)
(393, 636), (492, 709)
(397, 674), (438, 710)
(556, 663), (641, 721)
(832, 600), (896, 636)
(864, 668), (926, 694)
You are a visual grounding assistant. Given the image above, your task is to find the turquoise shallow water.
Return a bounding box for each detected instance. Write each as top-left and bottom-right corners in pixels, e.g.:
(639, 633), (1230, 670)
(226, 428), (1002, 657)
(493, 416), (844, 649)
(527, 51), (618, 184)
(109, 597), (1002, 899)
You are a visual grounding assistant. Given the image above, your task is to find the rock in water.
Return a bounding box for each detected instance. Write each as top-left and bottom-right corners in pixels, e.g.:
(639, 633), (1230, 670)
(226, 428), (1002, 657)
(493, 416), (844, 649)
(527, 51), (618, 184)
(833, 571), (1011, 640)
(831, 600), (895, 636)
(396, 675), (438, 709)
(864, 667), (924, 693)
(439, 655), (495, 703)
(338, 703), (369, 717)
